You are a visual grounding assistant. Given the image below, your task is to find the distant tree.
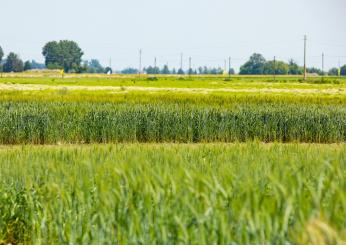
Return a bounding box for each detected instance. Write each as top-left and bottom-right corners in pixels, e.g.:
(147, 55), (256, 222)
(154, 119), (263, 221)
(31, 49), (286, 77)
(0, 45), (3, 63)
(29, 60), (45, 69)
(288, 59), (303, 75)
(85, 59), (105, 73)
(341, 65), (346, 76)
(145, 66), (160, 74)
(3, 53), (24, 72)
(228, 68), (235, 75)
(0, 45), (3, 74)
(263, 60), (289, 75)
(104, 67), (113, 74)
(24, 61), (32, 71)
(161, 65), (170, 74)
(239, 53), (266, 74)
(172, 68), (177, 74)
(328, 68), (338, 76)
(42, 40), (84, 72)
(177, 68), (185, 75)
(307, 67), (322, 75)
(121, 67), (138, 74)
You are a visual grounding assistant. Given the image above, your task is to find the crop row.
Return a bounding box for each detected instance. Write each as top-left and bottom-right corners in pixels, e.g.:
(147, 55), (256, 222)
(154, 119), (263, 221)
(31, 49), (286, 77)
(0, 101), (345, 144)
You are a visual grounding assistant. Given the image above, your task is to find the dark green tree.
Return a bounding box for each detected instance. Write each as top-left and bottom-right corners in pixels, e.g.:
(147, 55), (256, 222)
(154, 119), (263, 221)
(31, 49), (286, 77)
(24, 61), (32, 71)
(341, 65), (346, 76)
(161, 65), (170, 74)
(263, 60), (289, 75)
(42, 40), (84, 72)
(3, 53), (24, 72)
(145, 66), (160, 74)
(104, 67), (113, 74)
(0, 45), (3, 74)
(177, 68), (185, 75)
(307, 67), (322, 75)
(288, 59), (303, 75)
(0, 45), (3, 63)
(85, 59), (105, 73)
(239, 53), (266, 74)
(121, 67), (138, 74)
(328, 68), (338, 76)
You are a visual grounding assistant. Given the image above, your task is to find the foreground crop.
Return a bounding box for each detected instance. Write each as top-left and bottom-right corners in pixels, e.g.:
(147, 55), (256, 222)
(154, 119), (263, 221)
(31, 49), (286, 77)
(0, 143), (345, 244)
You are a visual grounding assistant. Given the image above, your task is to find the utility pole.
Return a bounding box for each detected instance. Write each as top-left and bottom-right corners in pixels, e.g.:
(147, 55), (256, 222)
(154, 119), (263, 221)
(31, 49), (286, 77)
(154, 57), (157, 75)
(189, 57), (192, 77)
(180, 53), (183, 73)
(304, 35), (307, 80)
(224, 59), (227, 75)
(274, 56), (276, 81)
(228, 57), (231, 79)
(322, 53), (324, 82)
(139, 49), (142, 76)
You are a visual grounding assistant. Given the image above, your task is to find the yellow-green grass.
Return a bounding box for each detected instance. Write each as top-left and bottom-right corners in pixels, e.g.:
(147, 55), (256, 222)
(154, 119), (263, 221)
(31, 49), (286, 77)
(1, 74), (346, 89)
(0, 143), (345, 244)
(0, 89), (345, 105)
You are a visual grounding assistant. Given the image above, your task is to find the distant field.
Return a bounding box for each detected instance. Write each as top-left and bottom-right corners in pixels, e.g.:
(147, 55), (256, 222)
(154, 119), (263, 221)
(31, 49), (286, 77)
(0, 73), (345, 89)
(0, 74), (344, 144)
(0, 143), (345, 244)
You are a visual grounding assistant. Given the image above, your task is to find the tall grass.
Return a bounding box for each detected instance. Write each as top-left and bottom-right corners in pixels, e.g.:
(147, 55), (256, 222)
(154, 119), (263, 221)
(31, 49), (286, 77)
(0, 101), (344, 144)
(0, 143), (345, 244)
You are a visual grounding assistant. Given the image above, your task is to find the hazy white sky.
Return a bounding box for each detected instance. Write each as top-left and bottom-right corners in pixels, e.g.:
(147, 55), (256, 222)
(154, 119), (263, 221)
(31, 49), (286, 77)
(1, 0), (346, 71)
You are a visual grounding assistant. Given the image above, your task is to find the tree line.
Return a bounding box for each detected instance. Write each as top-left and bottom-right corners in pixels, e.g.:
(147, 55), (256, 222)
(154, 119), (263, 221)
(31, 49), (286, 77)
(239, 53), (346, 76)
(1, 42), (346, 75)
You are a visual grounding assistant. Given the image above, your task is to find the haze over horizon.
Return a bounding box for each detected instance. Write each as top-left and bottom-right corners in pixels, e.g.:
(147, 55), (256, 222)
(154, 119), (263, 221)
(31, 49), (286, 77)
(2, 0), (346, 71)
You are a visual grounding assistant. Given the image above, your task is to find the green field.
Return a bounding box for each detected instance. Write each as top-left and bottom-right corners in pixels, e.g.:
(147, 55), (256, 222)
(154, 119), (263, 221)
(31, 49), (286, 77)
(1, 143), (345, 244)
(0, 74), (345, 244)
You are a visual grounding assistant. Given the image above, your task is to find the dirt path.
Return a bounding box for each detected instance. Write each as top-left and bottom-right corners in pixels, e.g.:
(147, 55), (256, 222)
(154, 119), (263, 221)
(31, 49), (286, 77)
(0, 84), (345, 95)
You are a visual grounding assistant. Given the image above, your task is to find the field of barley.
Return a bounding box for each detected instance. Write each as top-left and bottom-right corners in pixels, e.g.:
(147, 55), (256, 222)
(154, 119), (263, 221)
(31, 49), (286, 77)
(0, 74), (345, 244)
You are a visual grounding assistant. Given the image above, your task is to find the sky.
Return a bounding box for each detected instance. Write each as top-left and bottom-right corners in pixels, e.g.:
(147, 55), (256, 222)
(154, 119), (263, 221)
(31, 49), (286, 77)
(1, 0), (346, 71)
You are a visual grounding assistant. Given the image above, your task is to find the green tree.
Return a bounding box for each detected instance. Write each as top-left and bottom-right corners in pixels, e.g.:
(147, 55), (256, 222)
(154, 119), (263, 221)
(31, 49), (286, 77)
(161, 65), (170, 74)
(121, 68), (138, 74)
(328, 68), (338, 76)
(307, 67), (322, 75)
(177, 68), (185, 75)
(239, 53), (266, 74)
(0, 45), (3, 63)
(341, 65), (346, 76)
(263, 60), (289, 75)
(24, 61), (32, 71)
(104, 67), (113, 74)
(42, 40), (84, 72)
(0, 45), (3, 75)
(85, 59), (105, 73)
(3, 53), (24, 72)
(145, 66), (160, 74)
(288, 59), (303, 75)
